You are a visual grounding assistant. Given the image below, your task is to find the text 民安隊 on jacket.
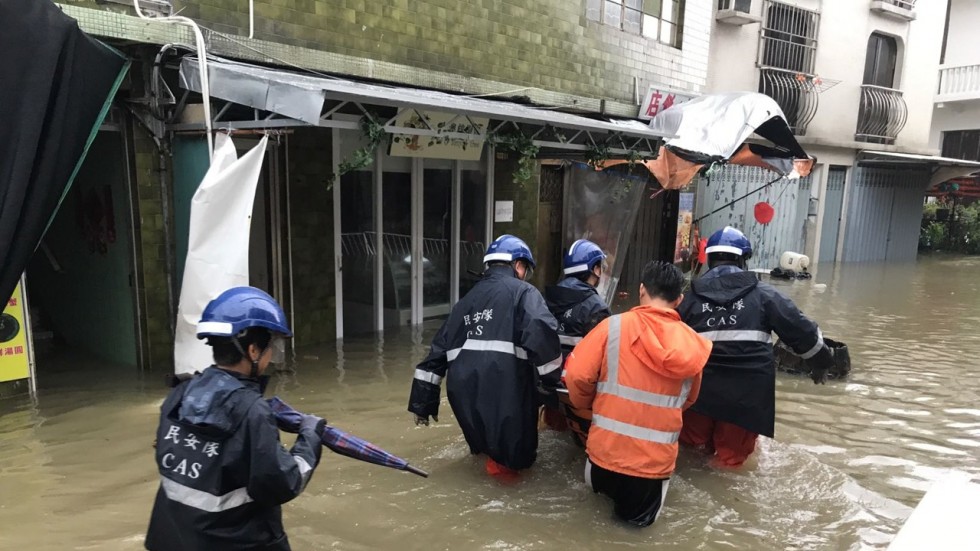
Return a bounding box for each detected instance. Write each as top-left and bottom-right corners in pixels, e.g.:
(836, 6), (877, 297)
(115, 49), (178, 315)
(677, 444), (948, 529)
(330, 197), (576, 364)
(677, 265), (828, 438)
(545, 276), (612, 363)
(408, 264), (561, 470)
(145, 367), (322, 551)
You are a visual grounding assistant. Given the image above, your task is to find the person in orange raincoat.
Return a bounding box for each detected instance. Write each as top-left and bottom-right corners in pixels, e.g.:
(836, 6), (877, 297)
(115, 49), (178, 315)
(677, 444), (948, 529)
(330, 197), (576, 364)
(563, 261), (712, 527)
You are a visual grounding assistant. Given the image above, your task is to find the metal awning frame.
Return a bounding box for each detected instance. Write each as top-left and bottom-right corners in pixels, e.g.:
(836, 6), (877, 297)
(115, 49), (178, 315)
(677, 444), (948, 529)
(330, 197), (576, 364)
(857, 150), (980, 168)
(168, 94), (663, 157)
(165, 57), (665, 157)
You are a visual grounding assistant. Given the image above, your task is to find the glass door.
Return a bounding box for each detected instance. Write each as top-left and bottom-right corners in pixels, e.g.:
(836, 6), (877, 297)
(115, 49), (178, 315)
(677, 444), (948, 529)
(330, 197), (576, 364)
(421, 158), (453, 320)
(458, 160), (488, 299)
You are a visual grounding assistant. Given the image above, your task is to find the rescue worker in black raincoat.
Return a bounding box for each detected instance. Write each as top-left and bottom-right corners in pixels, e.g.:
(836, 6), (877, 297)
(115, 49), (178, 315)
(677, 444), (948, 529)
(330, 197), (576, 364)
(408, 234), (562, 475)
(145, 287), (324, 551)
(542, 239), (612, 444)
(676, 227), (835, 468)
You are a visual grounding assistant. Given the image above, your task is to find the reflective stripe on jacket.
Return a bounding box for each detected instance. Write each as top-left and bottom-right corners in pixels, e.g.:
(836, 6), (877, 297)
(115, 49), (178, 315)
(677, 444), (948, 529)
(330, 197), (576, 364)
(145, 367), (322, 551)
(677, 265), (831, 438)
(564, 306), (712, 479)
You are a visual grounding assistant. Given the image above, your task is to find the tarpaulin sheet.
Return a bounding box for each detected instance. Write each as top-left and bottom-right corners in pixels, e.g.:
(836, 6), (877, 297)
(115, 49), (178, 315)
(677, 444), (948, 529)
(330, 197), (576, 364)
(0, 0), (128, 305)
(174, 135), (268, 376)
(564, 163), (648, 305)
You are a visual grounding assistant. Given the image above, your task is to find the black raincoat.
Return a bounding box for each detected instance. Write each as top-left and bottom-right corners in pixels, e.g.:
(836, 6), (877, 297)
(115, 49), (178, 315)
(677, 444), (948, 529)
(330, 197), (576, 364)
(145, 367), (322, 551)
(408, 264), (562, 470)
(544, 277), (612, 363)
(677, 265), (833, 437)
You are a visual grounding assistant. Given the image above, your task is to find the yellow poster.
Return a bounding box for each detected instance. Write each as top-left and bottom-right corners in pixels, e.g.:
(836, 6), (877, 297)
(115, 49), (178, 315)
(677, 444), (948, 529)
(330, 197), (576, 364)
(0, 283), (30, 382)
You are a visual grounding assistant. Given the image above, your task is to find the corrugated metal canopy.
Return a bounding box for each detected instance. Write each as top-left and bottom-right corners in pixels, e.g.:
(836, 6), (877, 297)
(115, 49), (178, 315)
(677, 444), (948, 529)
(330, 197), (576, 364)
(858, 151), (980, 167)
(177, 57), (669, 152)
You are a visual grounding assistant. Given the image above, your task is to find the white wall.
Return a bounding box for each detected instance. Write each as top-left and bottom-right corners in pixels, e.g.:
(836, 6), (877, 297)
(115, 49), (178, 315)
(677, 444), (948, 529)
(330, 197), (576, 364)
(930, 0), (980, 150)
(896, 1), (948, 150)
(943, 0), (980, 68)
(707, 0), (947, 151)
(930, 102), (980, 149)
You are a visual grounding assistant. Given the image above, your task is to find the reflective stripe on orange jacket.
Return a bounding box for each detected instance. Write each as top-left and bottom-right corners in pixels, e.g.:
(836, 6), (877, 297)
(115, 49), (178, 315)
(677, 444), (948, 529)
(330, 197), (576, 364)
(564, 305), (712, 479)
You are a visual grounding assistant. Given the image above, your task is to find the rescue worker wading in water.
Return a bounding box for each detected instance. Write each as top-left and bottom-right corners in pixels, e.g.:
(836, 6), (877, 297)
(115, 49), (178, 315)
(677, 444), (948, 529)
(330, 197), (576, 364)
(677, 226), (835, 468)
(408, 235), (562, 476)
(543, 239), (612, 445)
(145, 287), (324, 551)
(564, 261), (712, 527)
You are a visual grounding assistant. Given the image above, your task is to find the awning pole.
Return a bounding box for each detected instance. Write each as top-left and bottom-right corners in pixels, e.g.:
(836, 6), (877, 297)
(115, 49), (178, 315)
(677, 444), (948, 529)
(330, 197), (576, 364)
(693, 175), (784, 224)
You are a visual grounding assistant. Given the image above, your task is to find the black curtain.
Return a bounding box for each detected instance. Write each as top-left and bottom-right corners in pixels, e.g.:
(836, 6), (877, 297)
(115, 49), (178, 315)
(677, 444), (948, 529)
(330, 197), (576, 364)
(0, 0), (128, 305)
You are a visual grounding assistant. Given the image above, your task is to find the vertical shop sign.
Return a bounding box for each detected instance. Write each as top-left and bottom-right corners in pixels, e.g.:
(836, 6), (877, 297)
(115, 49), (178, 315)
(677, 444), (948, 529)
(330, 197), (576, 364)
(673, 192), (695, 263)
(0, 281), (30, 382)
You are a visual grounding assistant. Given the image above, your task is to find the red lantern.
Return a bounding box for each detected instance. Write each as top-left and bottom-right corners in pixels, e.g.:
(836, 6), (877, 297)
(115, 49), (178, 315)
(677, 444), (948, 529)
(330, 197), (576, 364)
(698, 237), (707, 264)
(754, 202), (775, 225)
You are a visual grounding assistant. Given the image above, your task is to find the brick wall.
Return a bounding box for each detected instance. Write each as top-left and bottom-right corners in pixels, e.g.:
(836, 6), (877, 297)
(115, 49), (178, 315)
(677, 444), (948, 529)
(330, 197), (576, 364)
(490, 152), (544, 285)
(165, 0), (711, 105)
(130, 121), (176, 371)
(286, 128), (336, 344)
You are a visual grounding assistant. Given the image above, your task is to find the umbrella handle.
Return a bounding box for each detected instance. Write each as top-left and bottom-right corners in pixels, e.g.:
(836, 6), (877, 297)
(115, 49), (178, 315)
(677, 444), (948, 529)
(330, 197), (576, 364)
(405, 464), (429, 478)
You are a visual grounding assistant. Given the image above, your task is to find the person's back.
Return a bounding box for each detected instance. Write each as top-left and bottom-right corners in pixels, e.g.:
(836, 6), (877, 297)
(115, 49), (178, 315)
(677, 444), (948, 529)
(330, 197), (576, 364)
(147, 368), (314, 550)
(676, 227), (832, 467)
(564, 261), (711, 526)
(146, 287), (323, 551)
(409, 235), (561, 473)
(543, 240), (611, 441)
(544, 240), (610, 358)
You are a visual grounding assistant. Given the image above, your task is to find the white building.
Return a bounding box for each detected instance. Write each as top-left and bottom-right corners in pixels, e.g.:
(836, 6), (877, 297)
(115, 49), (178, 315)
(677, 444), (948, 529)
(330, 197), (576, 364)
(932, 0), (980, 160)
(697, 0), (966, 266)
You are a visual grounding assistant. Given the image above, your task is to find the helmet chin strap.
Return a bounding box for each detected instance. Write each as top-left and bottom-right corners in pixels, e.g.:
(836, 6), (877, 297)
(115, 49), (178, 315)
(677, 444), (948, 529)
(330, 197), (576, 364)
(231, 336), (260, 379)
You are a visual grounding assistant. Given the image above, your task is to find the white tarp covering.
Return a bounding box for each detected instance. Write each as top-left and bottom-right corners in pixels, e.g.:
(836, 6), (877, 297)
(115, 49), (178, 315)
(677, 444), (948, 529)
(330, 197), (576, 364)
(174, 134), (268, 376)
(648, 92), (790, 159)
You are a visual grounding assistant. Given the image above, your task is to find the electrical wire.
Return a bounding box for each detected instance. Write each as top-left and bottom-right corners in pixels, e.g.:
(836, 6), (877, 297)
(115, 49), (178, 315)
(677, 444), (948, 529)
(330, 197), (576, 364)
(132, 0), (214, 160)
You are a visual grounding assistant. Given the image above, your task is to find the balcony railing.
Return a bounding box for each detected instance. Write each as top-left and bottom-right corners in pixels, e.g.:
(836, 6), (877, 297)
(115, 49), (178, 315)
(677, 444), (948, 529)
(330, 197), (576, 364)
(856, 85), (908, 144)
(759, 67), (819, 135)
(881, 0), (915, 8)
(938, 64), (980, 102)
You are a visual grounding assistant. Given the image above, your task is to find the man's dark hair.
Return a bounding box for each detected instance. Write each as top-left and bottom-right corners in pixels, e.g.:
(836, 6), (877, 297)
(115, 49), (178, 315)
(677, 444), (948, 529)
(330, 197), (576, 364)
(708, 251), (742, 268)
(640, 260), (684, 302)
(208, 327), (272, 366)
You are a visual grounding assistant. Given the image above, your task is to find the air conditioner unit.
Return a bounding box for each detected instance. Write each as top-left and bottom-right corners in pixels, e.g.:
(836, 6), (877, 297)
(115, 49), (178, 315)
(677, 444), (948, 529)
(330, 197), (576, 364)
(716, 0), (761, 25)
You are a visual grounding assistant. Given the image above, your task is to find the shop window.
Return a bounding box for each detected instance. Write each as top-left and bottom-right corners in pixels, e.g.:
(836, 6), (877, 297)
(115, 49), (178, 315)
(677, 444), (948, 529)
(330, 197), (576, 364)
(587, 0), (685, 48)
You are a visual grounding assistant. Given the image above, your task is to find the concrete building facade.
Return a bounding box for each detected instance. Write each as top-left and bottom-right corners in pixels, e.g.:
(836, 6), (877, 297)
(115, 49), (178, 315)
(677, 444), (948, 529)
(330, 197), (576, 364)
(703, 0), (953, 267)
(30, 0), (714, 374)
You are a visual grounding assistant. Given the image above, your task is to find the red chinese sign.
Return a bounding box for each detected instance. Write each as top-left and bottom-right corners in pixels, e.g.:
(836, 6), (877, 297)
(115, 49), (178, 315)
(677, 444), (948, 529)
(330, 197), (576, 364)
(639, 87), (694, 121)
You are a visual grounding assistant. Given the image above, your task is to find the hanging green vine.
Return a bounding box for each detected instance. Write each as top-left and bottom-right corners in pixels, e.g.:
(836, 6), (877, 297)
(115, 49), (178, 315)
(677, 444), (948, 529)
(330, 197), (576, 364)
(490, 131), (540, 189)
(586, 140), (613, 170)
(327, 114), (385, 189)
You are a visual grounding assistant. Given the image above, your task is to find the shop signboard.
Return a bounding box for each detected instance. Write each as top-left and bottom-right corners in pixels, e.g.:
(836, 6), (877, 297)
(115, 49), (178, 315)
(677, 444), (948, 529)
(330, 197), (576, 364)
(389, 110), (488, 161)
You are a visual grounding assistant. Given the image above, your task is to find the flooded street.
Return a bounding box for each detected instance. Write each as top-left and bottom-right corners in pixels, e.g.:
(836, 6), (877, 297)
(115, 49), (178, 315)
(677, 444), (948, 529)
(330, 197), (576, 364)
(2, 255), (980, 550)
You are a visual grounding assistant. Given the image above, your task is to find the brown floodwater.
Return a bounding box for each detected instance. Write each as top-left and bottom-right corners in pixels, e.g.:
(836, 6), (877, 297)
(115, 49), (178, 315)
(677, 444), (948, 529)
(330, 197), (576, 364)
(2, 255), (979, 550)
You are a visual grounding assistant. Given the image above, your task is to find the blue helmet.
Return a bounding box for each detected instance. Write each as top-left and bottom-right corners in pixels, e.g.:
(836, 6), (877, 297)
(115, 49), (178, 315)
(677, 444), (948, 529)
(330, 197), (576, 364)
(563, 239), (606, 275)
(484, 234), (536, 268)
(197, 286), (292, 340)
(706, 226), (753, 258)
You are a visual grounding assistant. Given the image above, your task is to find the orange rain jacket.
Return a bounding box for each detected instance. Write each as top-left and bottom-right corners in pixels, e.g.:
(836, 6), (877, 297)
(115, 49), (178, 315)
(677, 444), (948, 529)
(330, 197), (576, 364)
(564, 305), (713, 479)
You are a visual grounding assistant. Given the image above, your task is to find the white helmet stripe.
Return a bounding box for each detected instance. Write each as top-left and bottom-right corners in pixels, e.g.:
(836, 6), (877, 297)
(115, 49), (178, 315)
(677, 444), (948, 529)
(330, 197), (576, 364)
(704, 244), (745, 256)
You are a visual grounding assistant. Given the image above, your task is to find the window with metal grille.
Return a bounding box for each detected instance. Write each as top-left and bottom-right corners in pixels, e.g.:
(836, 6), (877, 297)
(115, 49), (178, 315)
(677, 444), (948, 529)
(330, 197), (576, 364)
(586, 0), (684, 48)
(759, 0), (819, 74)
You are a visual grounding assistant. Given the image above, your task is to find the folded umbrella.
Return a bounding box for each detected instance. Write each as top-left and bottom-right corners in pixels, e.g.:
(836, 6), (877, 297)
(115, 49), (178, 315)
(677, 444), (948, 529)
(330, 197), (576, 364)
(268, 397), (429, 478)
